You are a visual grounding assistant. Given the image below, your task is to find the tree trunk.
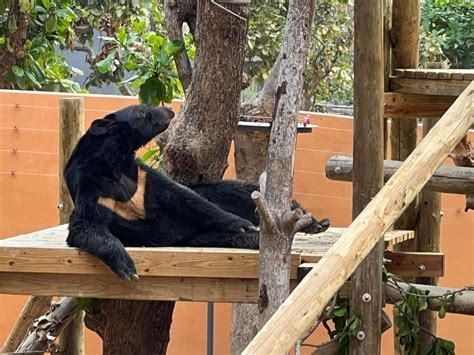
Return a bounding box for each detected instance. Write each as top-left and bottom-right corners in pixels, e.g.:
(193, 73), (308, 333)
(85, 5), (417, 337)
(162, 0), (250, 183)
(85, 1), (249, 353)
(256, 0), (316, 329)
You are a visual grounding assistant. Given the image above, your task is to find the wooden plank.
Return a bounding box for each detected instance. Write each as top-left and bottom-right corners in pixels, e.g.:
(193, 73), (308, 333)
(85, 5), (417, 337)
(0, 243), (300, 280)
(392, 68), (474, 80)
(390, 77), (471, 96)
(243, 83), (474, 354)
(326, 155), (474, 194)
(301, 251), (444, 278)
(385, 251), (444, 277)
(384, 92), (455, 118)
(0, 272), (260, 303)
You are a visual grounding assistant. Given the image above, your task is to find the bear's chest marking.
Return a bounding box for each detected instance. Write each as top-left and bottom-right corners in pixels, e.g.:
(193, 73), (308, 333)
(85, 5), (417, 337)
(98, 169), (147, 221)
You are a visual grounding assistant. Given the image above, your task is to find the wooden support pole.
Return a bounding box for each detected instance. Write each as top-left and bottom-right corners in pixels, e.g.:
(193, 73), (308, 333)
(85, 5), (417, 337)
(416, 117), (441, 348)
(242, 82), (474, 355)
(390, 0), (421, 253)
(58, 98), (85, 355)
(1, 296), (52, 352)
(326, 155), (474, 195)
(350, 0), (385, 353)
(384, 282), (474, 316)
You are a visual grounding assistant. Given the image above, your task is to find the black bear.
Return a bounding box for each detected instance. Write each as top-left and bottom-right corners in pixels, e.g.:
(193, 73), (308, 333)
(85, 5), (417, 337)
(65, 105), (330, 279)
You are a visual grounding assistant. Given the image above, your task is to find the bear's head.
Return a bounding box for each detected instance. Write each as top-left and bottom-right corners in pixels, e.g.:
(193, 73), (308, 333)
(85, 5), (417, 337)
(90, 104), (174, 149)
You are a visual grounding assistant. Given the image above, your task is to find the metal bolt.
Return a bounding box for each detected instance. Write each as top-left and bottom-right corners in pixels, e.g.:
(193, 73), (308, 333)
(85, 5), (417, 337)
(12, 148), (17, 153)
(11, 170), (16, 176)
(335, 166), (342, 174)
(15, 102), (20, 108)
(13, 125), (19, 130)
(418, 264), (426, 272)
(58, 203), (64, 211)
(440, 211), (445, 217)
(362, 293), (372, 303)
(356, 331), (366, 340)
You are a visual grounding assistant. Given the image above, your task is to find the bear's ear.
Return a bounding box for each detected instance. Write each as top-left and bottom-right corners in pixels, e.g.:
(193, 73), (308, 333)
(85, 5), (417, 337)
(89, 116), (116, 136)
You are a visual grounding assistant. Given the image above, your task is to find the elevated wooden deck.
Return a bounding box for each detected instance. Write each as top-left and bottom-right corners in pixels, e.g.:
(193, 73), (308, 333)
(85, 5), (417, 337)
(0, 226), (414, 303)
(389, 68), (474, 96)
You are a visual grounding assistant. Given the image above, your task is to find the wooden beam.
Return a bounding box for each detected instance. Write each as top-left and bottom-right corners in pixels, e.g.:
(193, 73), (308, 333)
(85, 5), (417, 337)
(0, 272), (262, 303)
(384, 251), (444, 278)
(298, 251), (444, 281)
(385, 282), (474, 316)
(242, 82), (474, 355)
(0, 244), (300, 279)
(326, 155), (474, 194)
(1, 296), (52, 353)
(389, 77), (471, 96)
(384, 93), (455, 118)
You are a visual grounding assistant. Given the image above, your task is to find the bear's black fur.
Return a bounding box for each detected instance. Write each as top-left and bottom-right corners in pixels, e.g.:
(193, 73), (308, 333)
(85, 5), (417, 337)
(65, 105), (330, 279)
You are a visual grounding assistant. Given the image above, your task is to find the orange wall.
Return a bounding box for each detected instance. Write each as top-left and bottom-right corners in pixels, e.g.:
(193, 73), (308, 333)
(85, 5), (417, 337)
(0, 91), (472, 354)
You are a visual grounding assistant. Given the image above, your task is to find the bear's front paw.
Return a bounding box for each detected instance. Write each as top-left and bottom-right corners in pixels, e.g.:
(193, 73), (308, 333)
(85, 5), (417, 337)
(226, 217), (259, 234)
(105, 249), (139, 281)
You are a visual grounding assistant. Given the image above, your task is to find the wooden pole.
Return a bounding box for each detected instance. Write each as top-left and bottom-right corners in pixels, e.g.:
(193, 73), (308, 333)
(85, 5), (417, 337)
(1, 296), (52, 352)
(349, 0), (384, 353)
(58, 97), (85, 355)
(416, 117), (441, 348)
(242, 82), (473, 355)
(326, 156), (474, 195)
(390, 0), (421, 252)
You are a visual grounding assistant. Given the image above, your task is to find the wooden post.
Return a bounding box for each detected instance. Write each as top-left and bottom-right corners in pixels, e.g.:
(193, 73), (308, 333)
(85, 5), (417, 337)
(58, 97), (85, 355)
(391, 3), (421, 352)
(242, 82), (473, 355)
(415, 117), (441, 348)
(350, 0), (385, 353)
(390, 0), (421, 251)
(1, 296), (52, 352)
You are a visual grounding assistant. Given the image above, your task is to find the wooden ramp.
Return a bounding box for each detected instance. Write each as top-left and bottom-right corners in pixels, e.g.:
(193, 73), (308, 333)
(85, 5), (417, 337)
(0, 226), (413, 303)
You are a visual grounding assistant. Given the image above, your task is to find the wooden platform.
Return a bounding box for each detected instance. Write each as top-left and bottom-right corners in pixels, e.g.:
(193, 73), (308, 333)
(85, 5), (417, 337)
(0, 226), (414, 303)
(389, 68), (473, 96)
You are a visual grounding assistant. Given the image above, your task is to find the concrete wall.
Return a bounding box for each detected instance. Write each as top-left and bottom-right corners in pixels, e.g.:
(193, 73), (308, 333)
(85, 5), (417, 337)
(0, 90), (472, 354)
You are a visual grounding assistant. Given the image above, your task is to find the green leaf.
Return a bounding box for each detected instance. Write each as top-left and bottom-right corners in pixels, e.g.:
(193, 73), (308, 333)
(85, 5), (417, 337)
(419, 298), (428, 311)
(45, 15), (57, 32)
(0, 36), (5, 45)
(11, 65), (24, 77)
(166, 39), (185, 55)
(156, 50), (170, 66)
(41, 0), (50, 10)
(96, 50), (117, 74)
(140, 148), (160, 163)
(332, 307), (347, 317)
(438, 305), (446, 319)
(19, 0), (34, 13)
(139, 76), (166, 105)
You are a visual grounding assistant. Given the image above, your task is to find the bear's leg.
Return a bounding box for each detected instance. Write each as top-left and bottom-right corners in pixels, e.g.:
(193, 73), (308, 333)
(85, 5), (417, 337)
(185, 230), (260, 249)
(149, 173), (258, 234)
(67, 204), (138, 279)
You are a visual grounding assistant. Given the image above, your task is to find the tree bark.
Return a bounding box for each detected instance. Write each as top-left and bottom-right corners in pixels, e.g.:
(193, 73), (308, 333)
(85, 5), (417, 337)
(256, 0), (315, 329)
(0, 0), (29, 88)
(163, 0), (196, 92)
(85, 1), (249, 353)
